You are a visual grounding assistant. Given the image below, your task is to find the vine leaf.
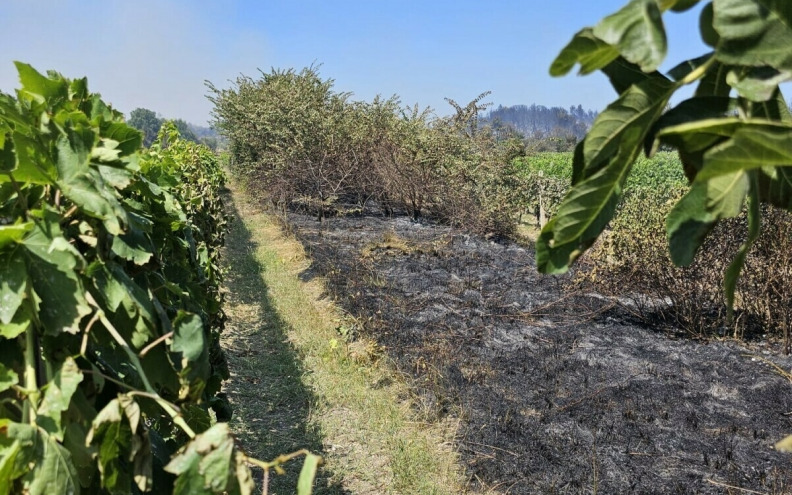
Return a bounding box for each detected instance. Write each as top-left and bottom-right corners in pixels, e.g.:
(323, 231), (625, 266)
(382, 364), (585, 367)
(165, 423), (254, 495)
(0, 249), (27, 325)
(0, 363), (18, 394)
(36, 357), (84, 441)
(172, 311), (210, 401)
(23, 212), (90, 335)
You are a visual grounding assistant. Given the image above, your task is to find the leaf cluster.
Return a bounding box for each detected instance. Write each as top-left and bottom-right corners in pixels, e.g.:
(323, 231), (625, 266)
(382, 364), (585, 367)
(536, 0), (792, 314)
(0, 63), (259, 494)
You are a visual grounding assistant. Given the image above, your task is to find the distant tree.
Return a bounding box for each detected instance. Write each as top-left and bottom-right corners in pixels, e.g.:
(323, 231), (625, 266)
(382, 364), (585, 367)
(171, 118), (199, 143)
(127, 108), (162, 146)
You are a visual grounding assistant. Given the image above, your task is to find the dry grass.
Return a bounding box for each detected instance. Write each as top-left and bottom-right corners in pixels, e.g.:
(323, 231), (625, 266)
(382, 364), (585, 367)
(220, 177), (472, 494)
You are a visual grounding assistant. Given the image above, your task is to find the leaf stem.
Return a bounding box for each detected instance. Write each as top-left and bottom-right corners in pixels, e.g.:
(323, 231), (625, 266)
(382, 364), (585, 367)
(680, 55), (716, 86)
(22, 326), (38, 424)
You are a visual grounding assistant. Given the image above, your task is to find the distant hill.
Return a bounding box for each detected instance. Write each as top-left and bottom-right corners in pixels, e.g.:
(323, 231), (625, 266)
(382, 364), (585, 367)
(483, 104), (597, 140)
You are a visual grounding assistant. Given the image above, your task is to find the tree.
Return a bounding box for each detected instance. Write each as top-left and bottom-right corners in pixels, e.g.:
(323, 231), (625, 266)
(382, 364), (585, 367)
(127, 107), (162, 146)
(535, 0), (792, 319)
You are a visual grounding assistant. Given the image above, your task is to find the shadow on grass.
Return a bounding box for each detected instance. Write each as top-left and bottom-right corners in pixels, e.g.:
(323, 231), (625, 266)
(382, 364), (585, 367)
(221, 189), (348, 495)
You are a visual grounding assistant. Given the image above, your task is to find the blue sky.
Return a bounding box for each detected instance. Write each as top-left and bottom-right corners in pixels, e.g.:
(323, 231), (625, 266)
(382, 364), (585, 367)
(0, 1), (709, 125)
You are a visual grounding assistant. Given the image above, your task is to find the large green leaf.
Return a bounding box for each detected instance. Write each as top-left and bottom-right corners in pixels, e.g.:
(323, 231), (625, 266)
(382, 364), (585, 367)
(727, 65), (792, 102)
(23, 213), (90, 335)
(0, 249), (27, 325)
(111, 229), (153, 266)
(36, 357), (84, 441)
(55, 134), (126, 235)
(14, 62), (68, 104)
(714, 0), (792, 78)
(86, 398), (133, 494)
(592, 0), (667, 72)
(536, 73), (676, 273)
(550, 28), (619, 76)
(100, 123), (142, 157)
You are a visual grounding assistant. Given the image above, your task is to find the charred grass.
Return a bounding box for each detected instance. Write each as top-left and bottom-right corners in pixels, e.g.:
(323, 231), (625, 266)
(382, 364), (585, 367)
(286, 206), (792, 495)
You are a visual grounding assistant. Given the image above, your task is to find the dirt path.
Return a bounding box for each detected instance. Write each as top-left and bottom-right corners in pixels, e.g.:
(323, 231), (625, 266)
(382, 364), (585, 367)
(287, 210), (792, 494)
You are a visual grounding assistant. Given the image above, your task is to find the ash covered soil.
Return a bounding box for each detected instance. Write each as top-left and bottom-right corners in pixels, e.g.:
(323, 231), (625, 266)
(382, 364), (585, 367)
(287, 209), (792, 494)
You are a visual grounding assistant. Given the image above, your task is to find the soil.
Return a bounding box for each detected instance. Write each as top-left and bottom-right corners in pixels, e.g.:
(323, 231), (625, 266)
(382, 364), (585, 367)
(286, 207), (792, 494)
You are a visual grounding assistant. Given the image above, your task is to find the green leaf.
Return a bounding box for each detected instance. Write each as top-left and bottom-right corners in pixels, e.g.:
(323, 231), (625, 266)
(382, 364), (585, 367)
(171, 312), (209, 400)
(0, 363), (18, 394)
(723, 172), (761, 315)
(22, 429), (80, 495)
(297, 453), (321, 495)
(0, 303), (32, 340)
(550, 28), (619, 76)
(666, 171), (748, 265)
(714, 0), (792, 77)
(0, 439), (21, 495)
(55, 134), (126, 235)
(5, 132), (55, 184)
(669, 0), (701, 12)
(111, 229), (153, 266)
(699, 2), (719, 47)
(23, 214), (90, 335)
(536, 74), (676, 273)
(727, 65), (792, 102)
(36, 357), (84, 441)
(86, 398), (132, 494)
(0, 223), (33, 250)
(0, 249), (27, 325)
(592, 0), (667, 72)
(166, 423), (252, 495)
(14, 62), (68, 103)
(101, 123), (142, 156)
(696, 124), (792, 180)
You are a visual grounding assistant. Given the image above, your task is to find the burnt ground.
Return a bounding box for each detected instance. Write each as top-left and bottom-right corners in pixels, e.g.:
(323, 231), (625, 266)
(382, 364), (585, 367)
(285, 208), (792, 494)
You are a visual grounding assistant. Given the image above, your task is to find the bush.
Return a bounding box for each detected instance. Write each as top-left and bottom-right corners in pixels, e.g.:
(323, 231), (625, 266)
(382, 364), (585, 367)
(209, 66), (526, 237)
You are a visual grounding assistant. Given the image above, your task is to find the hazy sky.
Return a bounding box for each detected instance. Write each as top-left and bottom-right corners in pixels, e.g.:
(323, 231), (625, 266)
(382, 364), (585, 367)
(1, 1), (710, 125)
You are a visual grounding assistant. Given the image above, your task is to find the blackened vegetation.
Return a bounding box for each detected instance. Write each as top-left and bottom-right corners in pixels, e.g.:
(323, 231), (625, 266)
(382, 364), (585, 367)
(288, 208), (792, 494)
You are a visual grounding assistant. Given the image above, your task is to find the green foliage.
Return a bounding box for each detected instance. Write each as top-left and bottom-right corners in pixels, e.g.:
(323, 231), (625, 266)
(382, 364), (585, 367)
(536, 0), (792, 315)
(128, 108), (201, 148)
(0, 64), (318, 493)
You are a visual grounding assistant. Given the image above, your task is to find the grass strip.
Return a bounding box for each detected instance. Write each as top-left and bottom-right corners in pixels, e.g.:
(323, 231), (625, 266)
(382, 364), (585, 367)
(221, 176), (468, 494)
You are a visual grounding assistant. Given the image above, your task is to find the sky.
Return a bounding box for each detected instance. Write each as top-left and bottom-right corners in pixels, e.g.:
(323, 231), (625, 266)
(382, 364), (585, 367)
(0, 1), (712, 126)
